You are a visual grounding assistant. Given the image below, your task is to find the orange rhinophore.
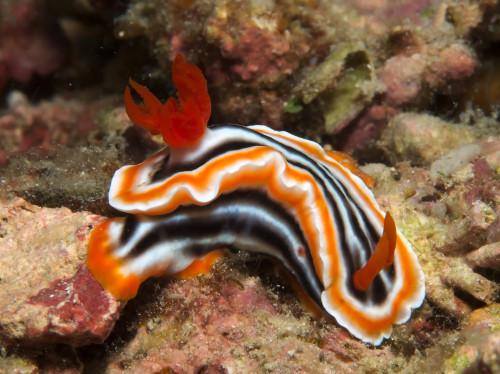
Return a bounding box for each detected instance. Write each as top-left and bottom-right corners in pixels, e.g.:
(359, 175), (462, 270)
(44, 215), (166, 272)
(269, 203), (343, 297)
(353, 212), (397, 291)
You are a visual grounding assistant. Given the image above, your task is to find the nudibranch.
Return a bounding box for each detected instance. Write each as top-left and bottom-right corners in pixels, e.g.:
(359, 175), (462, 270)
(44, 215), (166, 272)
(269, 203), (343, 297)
(87, 54), (425, 345)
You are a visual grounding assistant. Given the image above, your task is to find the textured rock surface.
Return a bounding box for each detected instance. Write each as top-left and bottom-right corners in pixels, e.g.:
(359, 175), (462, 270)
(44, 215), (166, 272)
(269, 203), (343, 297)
(440, 304), (500, 373)
(0, 0), (499, 372)
(84, 264), (404, 373)
(0, 98), (160, 215)
(0, 198), (123, 346)
(379, 113), (480, 165)
(364, 136), (500, 322)
(466, 241), (500, 269)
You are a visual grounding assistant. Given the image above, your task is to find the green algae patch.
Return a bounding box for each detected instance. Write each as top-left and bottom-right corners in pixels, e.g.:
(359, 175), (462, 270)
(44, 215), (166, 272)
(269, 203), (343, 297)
(321, 49), (375, 133)
(489, 305), (500, 333)
(400, 210), (447, 255)
(294, 42), (376, 133)
(443, 350), (474, 374)
(283, 96), (303, 114)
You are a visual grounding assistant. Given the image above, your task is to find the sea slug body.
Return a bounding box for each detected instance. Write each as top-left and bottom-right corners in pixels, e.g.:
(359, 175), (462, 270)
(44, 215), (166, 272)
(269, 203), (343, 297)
(87, 54), (425, 345)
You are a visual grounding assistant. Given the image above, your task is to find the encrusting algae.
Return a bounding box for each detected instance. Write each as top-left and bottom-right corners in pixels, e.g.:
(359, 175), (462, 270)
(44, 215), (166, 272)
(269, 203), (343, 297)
(0, 0), (499, 372)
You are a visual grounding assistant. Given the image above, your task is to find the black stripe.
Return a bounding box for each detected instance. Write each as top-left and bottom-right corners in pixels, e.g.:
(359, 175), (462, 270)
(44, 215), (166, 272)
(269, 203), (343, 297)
(145, 124), (393, 305)
(151, 139), (259, 182)
(122, 190), (324, 306)
(212, 125), (393, 305)
(235, 126), (392, 305)
(120, 215), (137, 245)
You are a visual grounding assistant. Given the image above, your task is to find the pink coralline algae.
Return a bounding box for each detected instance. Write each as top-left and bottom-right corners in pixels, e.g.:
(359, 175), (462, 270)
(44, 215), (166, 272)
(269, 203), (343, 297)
(354, 0), (433, 19)
(25, 263), (124, 346)
(339, 104), (397, 159)
(379, 44), (477, 107)
(113, 0), (490, 136)
(0, 92), (98, 167)
(424, 44), (477, 82)
(0, 0), (65, 93)
(379, 54), (428, 107)
(379, 30), (477, 107)
(0, 198), (123, 346)
(101, 266), (401, 373)
(219, 26), (305, 82)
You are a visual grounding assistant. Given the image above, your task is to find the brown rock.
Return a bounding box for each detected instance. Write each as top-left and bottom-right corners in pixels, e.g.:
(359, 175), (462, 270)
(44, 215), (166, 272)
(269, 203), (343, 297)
(96, 264), (401, 373)
(442, 259), (499, 305)
(380, 113), (479, 166)
(441, 304), (500, 374)
(0, 198), (123, 346)
(466, 241), (500, 269)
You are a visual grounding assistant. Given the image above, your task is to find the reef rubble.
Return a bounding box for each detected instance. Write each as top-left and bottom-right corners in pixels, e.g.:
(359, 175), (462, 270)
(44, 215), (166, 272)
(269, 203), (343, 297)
(0, 0), (499, 373)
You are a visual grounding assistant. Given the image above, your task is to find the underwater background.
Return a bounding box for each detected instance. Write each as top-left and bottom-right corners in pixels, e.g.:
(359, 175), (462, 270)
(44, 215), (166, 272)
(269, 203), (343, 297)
(0, 0), (499, 373)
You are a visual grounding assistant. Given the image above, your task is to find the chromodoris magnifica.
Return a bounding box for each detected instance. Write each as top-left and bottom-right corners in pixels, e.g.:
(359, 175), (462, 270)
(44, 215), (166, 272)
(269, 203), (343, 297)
(87, 54), (425, 345)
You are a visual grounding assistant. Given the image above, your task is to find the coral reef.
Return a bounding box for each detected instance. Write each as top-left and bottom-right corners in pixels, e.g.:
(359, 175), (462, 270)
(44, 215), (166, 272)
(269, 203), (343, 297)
(91, 264), (404, 373)
(365, 134), (500, 319)
(115, 0), (491, 140)
(0, 0), (499, 372)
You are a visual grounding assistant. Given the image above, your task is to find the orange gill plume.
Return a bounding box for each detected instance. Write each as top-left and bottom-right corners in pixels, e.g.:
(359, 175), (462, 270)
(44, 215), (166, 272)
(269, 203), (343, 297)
(124, 54), (211, 148)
